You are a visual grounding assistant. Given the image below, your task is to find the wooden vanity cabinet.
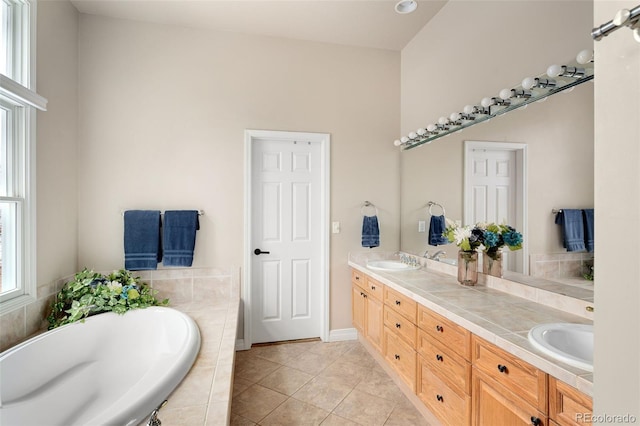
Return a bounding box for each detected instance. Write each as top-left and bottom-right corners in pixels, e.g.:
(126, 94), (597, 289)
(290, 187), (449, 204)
(351, 270), (383, 352)
(549, 377), (593, 426)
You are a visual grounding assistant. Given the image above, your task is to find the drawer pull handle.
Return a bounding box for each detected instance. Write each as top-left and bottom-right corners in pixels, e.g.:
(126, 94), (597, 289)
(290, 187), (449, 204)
(530, 417), (541, 426)
(395, 300), (401, 306)
(436, 354), (443, 362)
(355, 276), (360, 280)
(436, 325), (444, 332)
(497, 364), (508, 373)
(394, 354), (400, 360)
(395, 323), (401, 329)
(436, 394), (444, 402)
(371, 285), (376, 290)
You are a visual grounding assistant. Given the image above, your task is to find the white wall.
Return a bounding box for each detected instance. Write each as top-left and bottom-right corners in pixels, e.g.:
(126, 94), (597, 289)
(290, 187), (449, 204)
(77, 14), (401, 332)
(593, 0), (640, 418)
(400, 1), (594, 260)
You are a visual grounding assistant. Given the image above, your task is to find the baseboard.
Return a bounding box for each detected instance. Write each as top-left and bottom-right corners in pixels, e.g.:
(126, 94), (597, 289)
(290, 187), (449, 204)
(328, 328), (358, 342)
(235, 339), (249, 351)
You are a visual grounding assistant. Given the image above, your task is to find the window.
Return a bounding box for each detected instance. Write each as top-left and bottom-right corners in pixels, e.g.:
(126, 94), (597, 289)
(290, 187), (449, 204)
(0, 0), (45, 312)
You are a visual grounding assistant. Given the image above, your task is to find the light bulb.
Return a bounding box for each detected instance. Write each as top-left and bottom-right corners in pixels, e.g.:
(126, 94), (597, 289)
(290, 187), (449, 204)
(438, 116), (449, 125)
(450, 112), (461, 122)
(522, 77), (536, 90)
(417, 128), (426, 136)
(400, 136), (409, 143)
(426, 124), (437, 132)
(409, 132), (417, 139)
(393, 139), (401, 146)
(576, 49), (593, 64)
(463, 105), (475, 114)
(481, 97), (494, 108)
(547, 64), (564, 78)
(499, 88), (513, 100)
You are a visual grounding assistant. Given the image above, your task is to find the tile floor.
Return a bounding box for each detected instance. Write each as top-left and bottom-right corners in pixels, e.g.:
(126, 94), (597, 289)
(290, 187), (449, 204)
(231, 340), (432, 425)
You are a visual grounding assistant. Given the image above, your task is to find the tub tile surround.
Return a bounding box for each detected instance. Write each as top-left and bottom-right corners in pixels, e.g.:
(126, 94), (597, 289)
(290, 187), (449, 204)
(348, 252), (594, 396)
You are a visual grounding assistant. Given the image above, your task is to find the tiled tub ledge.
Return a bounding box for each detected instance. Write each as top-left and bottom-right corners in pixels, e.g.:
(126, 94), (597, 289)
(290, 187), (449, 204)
(348, 252), (594, 397)
(141, 267), (241, 426)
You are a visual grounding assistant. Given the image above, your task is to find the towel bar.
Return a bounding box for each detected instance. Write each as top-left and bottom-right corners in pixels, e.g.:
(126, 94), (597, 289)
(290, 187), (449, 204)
(121, 210), (204, 216)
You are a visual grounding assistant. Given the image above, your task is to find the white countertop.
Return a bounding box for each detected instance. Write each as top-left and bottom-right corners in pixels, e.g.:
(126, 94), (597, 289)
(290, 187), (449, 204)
(348, 252), (593, 397)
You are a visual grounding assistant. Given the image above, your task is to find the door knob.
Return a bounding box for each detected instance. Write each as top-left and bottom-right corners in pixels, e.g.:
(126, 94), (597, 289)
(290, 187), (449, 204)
(254, 248), (270, 255)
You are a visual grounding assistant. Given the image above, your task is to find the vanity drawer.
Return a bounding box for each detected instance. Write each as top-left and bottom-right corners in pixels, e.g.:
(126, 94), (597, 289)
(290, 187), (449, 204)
(384, 326), (417, 392)
(365, 276), (385, 301)
(384, 286), (417, 323)
(418, 360), (471, 426)
(549, 377), (592, 426)
(351, 269), (365, 289)
(418, 305), (471, 361)
(418, 329), (471, 395)
(472, 335), (548, 414)
(384, 306), (417, 348)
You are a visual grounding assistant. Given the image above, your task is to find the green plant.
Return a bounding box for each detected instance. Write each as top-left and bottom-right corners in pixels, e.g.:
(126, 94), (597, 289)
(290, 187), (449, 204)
(47, 269), (169, 330)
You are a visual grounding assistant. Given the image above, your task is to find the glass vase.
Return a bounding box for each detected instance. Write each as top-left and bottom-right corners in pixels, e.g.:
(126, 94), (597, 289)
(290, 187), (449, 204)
(483, 250), (503, 278)
(457, 250), (478, 286)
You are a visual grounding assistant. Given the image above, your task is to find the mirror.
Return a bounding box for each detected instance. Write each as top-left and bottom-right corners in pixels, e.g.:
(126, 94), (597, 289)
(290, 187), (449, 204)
(399, 74), (594, 288)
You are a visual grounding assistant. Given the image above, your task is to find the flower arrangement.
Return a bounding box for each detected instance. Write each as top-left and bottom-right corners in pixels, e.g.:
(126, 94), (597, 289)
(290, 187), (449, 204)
(47, 269), (169, 330)
(444, 220), (523, 257)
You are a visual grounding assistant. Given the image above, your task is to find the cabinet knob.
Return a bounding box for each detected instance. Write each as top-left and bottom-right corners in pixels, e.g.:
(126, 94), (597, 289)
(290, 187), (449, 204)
(497, 364), (508, 373)
(371, 285), (376, 290)
(530, 416), (541, 426)
(395, 323), (401, 329)
(355, 276), (360, 280)
(436, 354), (443, 362)
(436, 394), (444, 402)
(436, 325), (444, 332)
(394, 354), (400, 360)
(395, 300), (401, 306)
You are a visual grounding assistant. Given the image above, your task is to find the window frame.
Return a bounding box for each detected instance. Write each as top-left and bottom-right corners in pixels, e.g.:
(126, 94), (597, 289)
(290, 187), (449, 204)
(0, 0), (45, 313)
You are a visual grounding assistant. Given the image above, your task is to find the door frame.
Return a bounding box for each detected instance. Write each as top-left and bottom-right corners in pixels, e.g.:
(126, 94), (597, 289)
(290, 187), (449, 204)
(463, 140), (528, 274)
(243, 129), (331, 350)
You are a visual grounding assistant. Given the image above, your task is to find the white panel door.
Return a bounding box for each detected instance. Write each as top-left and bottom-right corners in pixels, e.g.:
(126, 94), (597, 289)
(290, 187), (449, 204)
(468, 149), (518, 271)
(251, 138), (321, 343)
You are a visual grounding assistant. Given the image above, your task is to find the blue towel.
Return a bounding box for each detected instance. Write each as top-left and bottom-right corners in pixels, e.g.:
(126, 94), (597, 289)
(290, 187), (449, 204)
(429, 215), (449, 246)
(583, 209), (594, 253)
(163, 210), (200, 267)
(555, 209), (586, 252)
(361, 215), (380, 248)
(124, 210), (162, 270)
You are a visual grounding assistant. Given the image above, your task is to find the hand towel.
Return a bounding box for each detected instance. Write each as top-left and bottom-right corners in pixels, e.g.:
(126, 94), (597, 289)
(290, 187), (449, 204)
(124, 210), (162, 270)
(582, 209), (594, 253)
(163, 210), (200, 267)
(428, 215), (449, 246)
(555, 209), (586, 252)
(361, 215), (380, 248)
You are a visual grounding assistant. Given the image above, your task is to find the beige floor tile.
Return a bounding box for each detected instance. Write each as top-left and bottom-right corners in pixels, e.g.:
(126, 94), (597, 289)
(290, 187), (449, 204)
(260, 398), (330, 425)
(292, 375), (354, 412)
(234, 355), (281, 383)
(252, 343), (310, 364)
(306, 340), (358, 358)
(384, 404), (433, 426)
(287, 350), (337, 375)
(333, 389), (396, 426)
(318, 358), (370, 387)
(355, 369), (406, 403)
(319, 413), (361, 425)
(231, 384), (287, 423)
(340, 345), (379, 369)
(229, 413), (257, 426)
(259, 366), (314, 396)
(232, 376), (254, 398)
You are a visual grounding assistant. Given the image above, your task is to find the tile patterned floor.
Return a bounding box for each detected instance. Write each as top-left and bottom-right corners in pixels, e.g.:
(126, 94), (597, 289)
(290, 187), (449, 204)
(231, 340), (432, 425)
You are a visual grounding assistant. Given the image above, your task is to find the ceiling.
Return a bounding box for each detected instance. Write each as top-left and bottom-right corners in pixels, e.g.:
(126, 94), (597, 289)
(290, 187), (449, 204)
(69, 0), (447, 51)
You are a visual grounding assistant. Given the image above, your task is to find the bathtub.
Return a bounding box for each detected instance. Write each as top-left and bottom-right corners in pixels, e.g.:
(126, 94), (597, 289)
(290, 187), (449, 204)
(0, 307), (200, 426)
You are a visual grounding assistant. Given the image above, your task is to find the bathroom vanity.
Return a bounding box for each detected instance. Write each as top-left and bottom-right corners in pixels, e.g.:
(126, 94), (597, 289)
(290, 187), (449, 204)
(348, 253), (593, 426)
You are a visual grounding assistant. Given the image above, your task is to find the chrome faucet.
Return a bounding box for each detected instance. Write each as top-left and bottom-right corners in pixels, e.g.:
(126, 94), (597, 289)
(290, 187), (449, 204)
(430, 250), (447, 261)
(147, 400), (168, 426)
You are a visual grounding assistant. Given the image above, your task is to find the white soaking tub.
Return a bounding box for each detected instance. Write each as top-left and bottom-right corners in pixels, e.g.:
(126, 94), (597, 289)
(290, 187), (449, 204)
(0, 307), (200, 426)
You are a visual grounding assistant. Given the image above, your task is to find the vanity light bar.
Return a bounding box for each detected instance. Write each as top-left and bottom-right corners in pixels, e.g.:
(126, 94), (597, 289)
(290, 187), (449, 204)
(592, 4), (640, 43)
(393, 49), (595, 150)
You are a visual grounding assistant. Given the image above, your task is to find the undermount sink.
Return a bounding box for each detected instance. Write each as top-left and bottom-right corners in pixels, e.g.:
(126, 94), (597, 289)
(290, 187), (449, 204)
(528, 323), (593, 372)
(437, 258), (457, 266)
(366, 260), (421, 272)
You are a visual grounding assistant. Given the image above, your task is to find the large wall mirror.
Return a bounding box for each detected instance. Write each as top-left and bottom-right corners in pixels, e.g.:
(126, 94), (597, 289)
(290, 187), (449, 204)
(399, 1), (595, 290)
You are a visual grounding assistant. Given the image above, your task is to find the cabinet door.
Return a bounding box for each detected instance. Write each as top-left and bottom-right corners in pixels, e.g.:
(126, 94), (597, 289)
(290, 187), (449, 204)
(418, 357), (471, 426)
(472, 368), (548, 426)
(549, 377), (593, 426)
(352, 284), (365, 334)
(366, 295), (384, 352)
